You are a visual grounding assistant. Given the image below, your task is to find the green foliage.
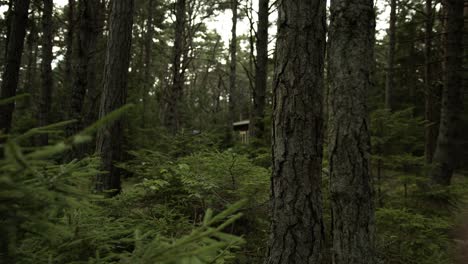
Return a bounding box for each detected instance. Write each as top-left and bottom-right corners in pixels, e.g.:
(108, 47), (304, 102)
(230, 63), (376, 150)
(376, 208), (452, 264)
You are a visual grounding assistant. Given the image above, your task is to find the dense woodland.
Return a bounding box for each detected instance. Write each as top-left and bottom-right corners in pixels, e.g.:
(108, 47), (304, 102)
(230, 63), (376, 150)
(0, 0), (467, 263)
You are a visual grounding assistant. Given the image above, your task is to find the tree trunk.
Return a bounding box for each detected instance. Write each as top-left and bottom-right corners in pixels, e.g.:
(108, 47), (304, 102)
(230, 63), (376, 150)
(164, 0), (186, 135)
(37, 0), (54, 146)
(0, 0), (30, 134)
(95, 0), (134, 194)
(226, 0), (238, 144)
(250, 0), (268, 142)
(265, 0), (326, 263)
(424, 0), (437, 164)
(67, 0), (102, 137)
(23, 6), (37, 107)
(142, 0), (154, 127)
(430, 0), (464, 186)
(385, 0), (396, 111)
(64, 0), (75, 102)
(328, 0), (376, 261)
(82, 0), (105, 128)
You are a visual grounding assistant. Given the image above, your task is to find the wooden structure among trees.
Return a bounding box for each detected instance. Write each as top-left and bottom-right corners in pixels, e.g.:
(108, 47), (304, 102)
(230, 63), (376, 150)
(233, 120), (249, 144)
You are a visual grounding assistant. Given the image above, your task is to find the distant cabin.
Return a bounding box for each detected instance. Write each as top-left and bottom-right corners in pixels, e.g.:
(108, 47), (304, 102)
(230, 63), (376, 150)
(233, 120), (250, 144)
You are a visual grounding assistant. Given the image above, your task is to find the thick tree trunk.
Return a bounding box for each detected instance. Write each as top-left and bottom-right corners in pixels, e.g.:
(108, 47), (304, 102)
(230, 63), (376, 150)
(424, 0), (437, 164)
(67, 0), (102, 138)
(328, 0), (376, 261)
(164, 0), (186, 135)
(95, 0), (134, 194)
(250, 0), (268, 141)
(37, 0), (54, 146)
(264, 0), (326, 263)
(226, 0), (238, 144)
(142, 0), (154, 127)
(82, 0), (105, 128)
(0, 0), (30, 134)
(430, 0), (464, 185)
(385, 0), (396, 111)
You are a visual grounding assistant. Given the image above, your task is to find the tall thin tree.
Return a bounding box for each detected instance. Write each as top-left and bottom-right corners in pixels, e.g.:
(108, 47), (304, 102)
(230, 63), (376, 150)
(385, 0), (397, 111)
(265, 0), (326, 263)
(328, 0), (376, 261)
(0, 0), (30, 134)
(424, 0), (436, 164)
(95, 0), (134, 194)
(142, 0), (154, 126)
(227, 0), (238, 144)
(430, 0), (464, 185)
(250, 0), (268, 141)
(37, 0), (54, 145)
(164, 0), (186, 135)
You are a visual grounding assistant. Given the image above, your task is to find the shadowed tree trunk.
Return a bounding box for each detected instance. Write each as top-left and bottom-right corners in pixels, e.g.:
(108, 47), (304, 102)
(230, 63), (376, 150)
(95, 0), (134, 194)
(250, 0), (268, 142)
(164, 0), (186, 135)
(67, 0), (102, 137)
(264, 0), (326, 263)
(430, 0), (464, 186)
(37, 0), (54, 146)
(424, 0), (436, 164)
(328, 0), (376, 261)
(226, 0), (238, 145)
(64, 0), (75, 100)
(385, 0), (396, 111)
(142, 0), (154, 127)
(0, 0), (30, 134)
(23, 5), (37, 107)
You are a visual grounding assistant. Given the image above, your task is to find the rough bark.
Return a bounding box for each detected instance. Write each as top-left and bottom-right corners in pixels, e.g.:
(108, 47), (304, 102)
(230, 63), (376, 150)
(37, 0), (54, 146)
(0, 0), (30, 134)
(430, 0), (464, 185)
(67, 0), (102, 138)
(264, 0), (326, 263)
(251, 0), (269, 141)
(328, 0), (376, 261)
(142, 0), (154, 127)
(424, 0), (437, 164)
(95, 0), (134, 194)
(385, 0), (396, 111)
(164, 0), (186, 135)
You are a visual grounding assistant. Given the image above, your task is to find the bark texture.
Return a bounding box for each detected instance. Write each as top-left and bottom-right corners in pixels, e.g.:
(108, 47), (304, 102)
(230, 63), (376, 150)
(430, 0), (464, 185)
(164, 0), (186, 135)
(328, 0), (376, 262)
(251, 0), (269, 141)
(37, 0), (54, 145)
(95, 0), (134, 194)
(67, 0), (102, 137)
(385, 0), (396, 111)
(265, 0), (326, 263)
(0, 0), (30, 134)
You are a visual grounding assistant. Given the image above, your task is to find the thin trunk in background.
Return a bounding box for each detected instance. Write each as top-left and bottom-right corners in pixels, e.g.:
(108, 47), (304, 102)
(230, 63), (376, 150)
(226, 0), (238, 145)
(164, 0), (186, 135)
(265, 0), (327, 262)
(37, 0), (54, 146)
(95, 0), (134, 194)
(0, 0), (30, 134)
(64, 0), (75, 102)
(250, 0), (268, 142)
(424, 0), (437, 164)
(142, 0), (154, 127)
(328, 0), (376, 261)
(430, 0), (464, 185)
(385, 0), (396, 111)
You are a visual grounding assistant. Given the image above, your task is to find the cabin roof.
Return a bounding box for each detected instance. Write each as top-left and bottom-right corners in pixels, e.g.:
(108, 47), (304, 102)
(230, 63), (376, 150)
(233, 120), (250, 127)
